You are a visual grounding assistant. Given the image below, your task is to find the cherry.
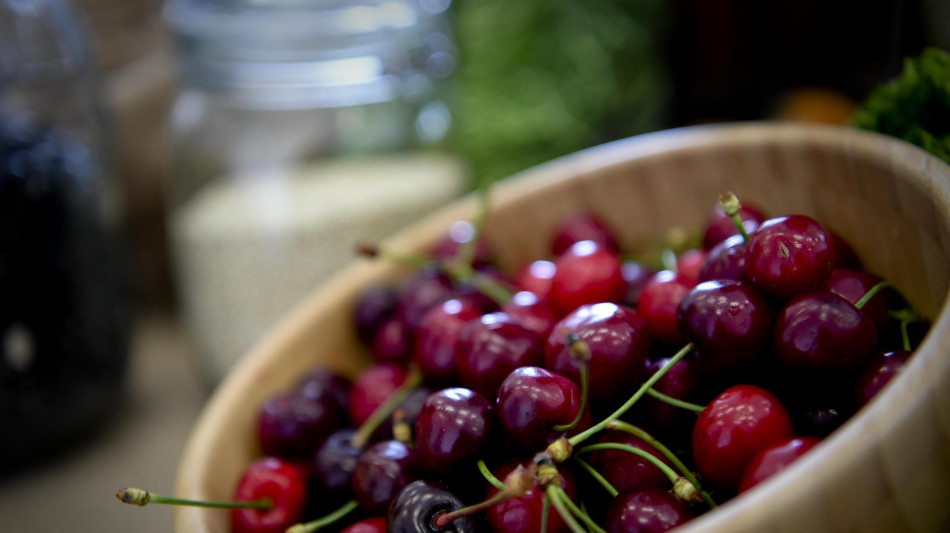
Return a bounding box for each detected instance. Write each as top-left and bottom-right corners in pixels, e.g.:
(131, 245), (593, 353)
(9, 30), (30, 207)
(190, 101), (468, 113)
(675, 248), (706, 287)
(415, 388), (496, 472)
(551, 213), (620, 256)
(348, 364), (408, 427)
(352, 440), (420, 513)
(692, 384), (795, 491)
(702, 201), (766, 250)
(831, 232), (862, 269)
(621, 259), (655, 307)
(605, 487), (694, 533)
(354, 284), (399, 344)
(637, 355), (700, 435)
(455, 312), (545, 399)
(371, 316), (412, 366)
(698, 234), (747, 283)
(500, 290), (559, 339)
(397, 265), (457, 331)
(414, 299), (483, 384)
(296, 369), (352, 414)
(821, 268), (890, 329)
(773, 290), (878, 372)
(486, 460), (577, 533)
(587, 430), (672, 493)
(676, 280), (775, 375)
(855, 349), (912, 407)
(515, 260), (557, 299)
(745, 215), (836, 298)
(341, 517), (388, 533)
(233, 457), (308, 533)
(738, 436), (820, 493)
(430, 220), (492, 268)
(257, 389), (346, 460)
(312, 428), (361, 497)
(495, 366), (590, 451)
(549, 240), (627, 315)
(545, 303), (651, 406)
(389, 480), (474, 533)
(636, 270), (692, 346)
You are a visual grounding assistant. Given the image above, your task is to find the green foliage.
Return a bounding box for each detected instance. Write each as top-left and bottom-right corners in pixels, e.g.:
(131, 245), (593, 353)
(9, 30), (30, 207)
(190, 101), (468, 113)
(451, 0), (669, 185)
(853, 48), (950, 163)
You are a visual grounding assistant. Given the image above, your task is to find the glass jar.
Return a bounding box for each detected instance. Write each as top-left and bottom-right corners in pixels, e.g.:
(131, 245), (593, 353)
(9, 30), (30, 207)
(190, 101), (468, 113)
(164, 0), (467, 386)
(0, 0), (130, 472)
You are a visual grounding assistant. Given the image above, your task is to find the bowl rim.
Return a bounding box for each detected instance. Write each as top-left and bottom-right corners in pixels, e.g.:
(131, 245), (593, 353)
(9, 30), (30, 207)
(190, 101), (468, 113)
(173, 121), (950, 533)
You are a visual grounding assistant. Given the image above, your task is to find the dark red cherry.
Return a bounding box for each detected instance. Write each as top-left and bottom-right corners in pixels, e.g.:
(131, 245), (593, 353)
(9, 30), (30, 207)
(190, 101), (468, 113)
(257, 389), (345, 460)
(621, 259), (655, 307)
(296, 369), (352, 414)
(354, 284), (399, 343)
(588, 430), (672, 493)
(745, 215), (836, 298)
(495, 366), (590, 450)
(738, 436), (820, 493)
(549, 240), (627, 315)
(352, 440), (420, 513)
(677, 280), (775, 375)
(551, 213), (620, 256)
(486, 460), (576, 533)
(515, 260), (557, 299)
(639, 354), (700, 435)
(371, 317), (412, 366)
(698, 234), (747, 283)
(773, 290), (878, 372)
(501, 291), (559, 339)
(389, 480), (474, 533)
(692, 384), (795, 491)
(312, 428), (361, 496)
(349, 364), (408, 427)
(232, 457), (308, 533)
(341, 517), (388, 533)
(414, 299), (483, 384)
(605, 487), (694, 533)
(855, 349), (912, 407)
(397, 265), (457, 331)
(702, 202), (766, 250)
(636, 270), (692, 346)
(430, 220), (492, 268)
(456, 312), (545, 399)
(545, 303), (651, 406)
(675, 249), (706, 287)
(821, 268), (890, 330)
(831, 232), (862, 269)
(415, 388), (496, 472)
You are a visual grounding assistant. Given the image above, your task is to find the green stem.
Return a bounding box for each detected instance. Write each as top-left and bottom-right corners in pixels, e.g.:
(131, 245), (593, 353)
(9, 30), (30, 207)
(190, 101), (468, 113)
(115, 488), (271, 510)
(855, 280), (895, 310)
(433, 489), (511, 529)
(645, 387), (705, 413)
(289, 500), (359, 533)
(553, 486), (607, 533)
(351, 368), (422, 449)
(568, 343), (694, 447)
(358, 243), (434, 269)
(607, 421), (718, 509)
(540, 492), (551, 533)
(477, 459), (507, 491)
(552, 364), (589, 432)
(889, 308), (919, 351)
(719, 191), (750, 242)
(545, 486), (587, 533)
(574, 457), (618, 497)
(577, 443), (679, 484)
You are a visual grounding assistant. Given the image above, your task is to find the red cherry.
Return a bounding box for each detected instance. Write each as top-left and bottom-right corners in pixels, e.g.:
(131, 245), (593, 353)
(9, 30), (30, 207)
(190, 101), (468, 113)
(635, 270), (691, 346)
(232, 457), (308, 533)
(621, 259), (655, 307)
(495, 366), (590, 451)
(698, 234), (748, 283)
(415, 388), (496, 472)
(341, 517), (388, 533)
(702, 202), (766, 250)
(549, 240), (627, 315)
(455, 311), (545, 399)
(745, 215), (836, 298)
(551, 213), (620, 256)
(486, 460), (577, 533)
(501, 291), (559, 339)
(515, 260), (557, 299)
(413, 299), (483, 384)
(675, 248), (706, 287)
(605, 487), (693, 533)
(855, 349), (912, 407)
(348, 364), (408, 427)
(821, 268), (890, 330)
(587, 430), (672, 493)
(692, 384), (795, 491)
(352, 440), (420, 513)
(738, 436), (820, 493)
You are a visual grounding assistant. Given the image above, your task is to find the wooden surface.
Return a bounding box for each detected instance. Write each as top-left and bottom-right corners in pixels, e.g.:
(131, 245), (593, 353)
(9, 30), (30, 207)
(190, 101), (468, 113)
(173, 123), (950, 533)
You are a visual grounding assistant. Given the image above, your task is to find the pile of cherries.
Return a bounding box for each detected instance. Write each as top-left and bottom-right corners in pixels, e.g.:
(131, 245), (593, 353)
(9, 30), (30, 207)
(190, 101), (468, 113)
(141, 193), (929, 533)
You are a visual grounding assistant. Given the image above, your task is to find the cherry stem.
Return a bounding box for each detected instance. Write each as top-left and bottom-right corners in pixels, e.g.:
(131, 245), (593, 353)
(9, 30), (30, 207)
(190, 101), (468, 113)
(607, 420), (717, 509)
(350, 368), (423, 450)
(551, 486), (607, 533)
(356, 242), (434, 268)
(115, 488), (271, 511)
(568, 343), (695, 447)
(453, 185), (491, 272)
(286, 499), (359, 533)
(544, 485), (587, 533)
(645, 387), (706, 413)
(540, 492), (551, 533)
(573, 457), (618, 497)
(551, 363), (588, 432)
(477, 459), (507, 491)
(719, 191), (750, 242)
(577, 443), (680, 484)
(854, 280), (895, 310)
(889, 308), (917, 351)
(432, 490), (510, 529)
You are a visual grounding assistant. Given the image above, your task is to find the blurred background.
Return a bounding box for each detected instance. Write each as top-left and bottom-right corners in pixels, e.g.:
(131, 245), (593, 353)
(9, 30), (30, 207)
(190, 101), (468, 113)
(0, 0), (946, 531)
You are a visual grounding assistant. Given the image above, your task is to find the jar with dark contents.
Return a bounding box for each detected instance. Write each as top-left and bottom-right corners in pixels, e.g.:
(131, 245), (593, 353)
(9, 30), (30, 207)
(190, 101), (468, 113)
(0, 0), (130, 472)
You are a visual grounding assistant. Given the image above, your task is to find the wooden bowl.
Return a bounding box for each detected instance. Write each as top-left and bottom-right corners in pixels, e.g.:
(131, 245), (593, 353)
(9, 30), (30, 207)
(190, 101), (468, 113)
(174, 123), (950, 533)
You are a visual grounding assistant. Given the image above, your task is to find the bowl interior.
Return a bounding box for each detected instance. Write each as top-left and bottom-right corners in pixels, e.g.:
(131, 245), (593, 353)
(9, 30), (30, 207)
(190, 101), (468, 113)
(174, 123), (950, 533)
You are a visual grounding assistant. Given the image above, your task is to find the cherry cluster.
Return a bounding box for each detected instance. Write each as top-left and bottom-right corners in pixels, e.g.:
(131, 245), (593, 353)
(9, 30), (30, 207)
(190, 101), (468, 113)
(219, 194), (928, 533)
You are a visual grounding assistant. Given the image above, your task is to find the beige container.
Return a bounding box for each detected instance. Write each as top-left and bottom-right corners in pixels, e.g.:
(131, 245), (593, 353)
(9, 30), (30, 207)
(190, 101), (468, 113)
(174, 123), (950, 533)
